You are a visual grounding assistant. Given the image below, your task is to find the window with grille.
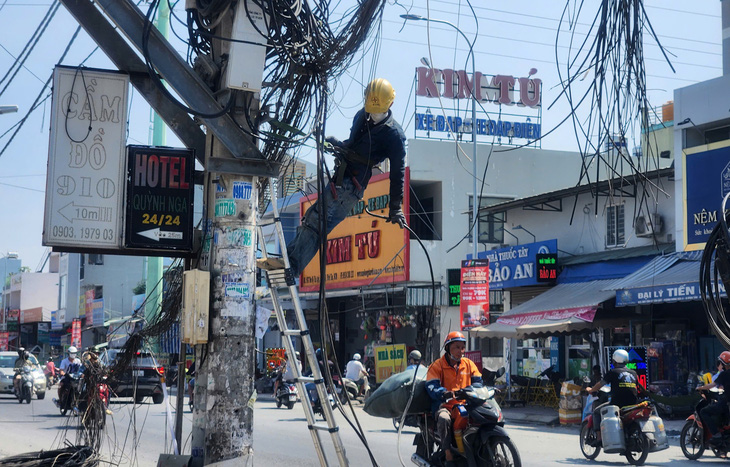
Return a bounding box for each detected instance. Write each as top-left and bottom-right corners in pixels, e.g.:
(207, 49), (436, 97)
(606, 204), (625, 247)
(468, 196), (507, 244)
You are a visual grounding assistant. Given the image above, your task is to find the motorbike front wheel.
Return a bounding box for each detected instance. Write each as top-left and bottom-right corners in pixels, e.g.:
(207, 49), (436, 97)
(579, 421), (601, 460)
(680, 420), (705, 460)
(485, 436), (521, 467)
(25, 389), (31, 404)
(624, 424), (650, 466)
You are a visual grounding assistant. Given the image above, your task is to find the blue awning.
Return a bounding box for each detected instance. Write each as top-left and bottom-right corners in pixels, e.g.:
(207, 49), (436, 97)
(614, 251), (721, 306)
(558, 256), (654, 283)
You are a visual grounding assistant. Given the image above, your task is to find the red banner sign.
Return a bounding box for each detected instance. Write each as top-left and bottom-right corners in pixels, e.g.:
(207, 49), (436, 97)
(460, 259), (490, 330)
(465, 350), (483, 372)
(71, 319), (81, 348)
(0, 332), (8, 351)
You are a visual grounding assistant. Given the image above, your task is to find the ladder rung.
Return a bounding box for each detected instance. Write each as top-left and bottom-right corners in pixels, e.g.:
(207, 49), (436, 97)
(309, 424), (340, 433)
(297, 376), (323, 384)
(282, 329), (309, 336)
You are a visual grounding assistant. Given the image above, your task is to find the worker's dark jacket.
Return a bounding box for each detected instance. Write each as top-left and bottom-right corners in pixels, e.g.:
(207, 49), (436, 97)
(340, 109), (406, 210)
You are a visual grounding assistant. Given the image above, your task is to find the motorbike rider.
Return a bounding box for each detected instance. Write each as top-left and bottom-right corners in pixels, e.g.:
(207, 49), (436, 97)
(274, 352), (301, 396)
(13, 347), (32, 396)
(56, 346), (82, 402)
(696, 350), (730, 444)
(406, 350), (424, 371)
(588, 349), (642, 438)
(425, 331), (483, 466)
(345, 353), (368, 396)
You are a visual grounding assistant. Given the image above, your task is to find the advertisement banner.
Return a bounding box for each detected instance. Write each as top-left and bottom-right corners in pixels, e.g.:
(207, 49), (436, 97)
(92, 298), (104, 327)
(43, 66), (129, 250)
(374, 344), (406, 383)
(266, 348), (285, 374)
(37, 323), (50, 344)
(605, 346), (648, 388)
(84, 289), (95, 320)
(7, 309), (19, 333)
(0, 332), (7, 350)
(683, 143), (730, 250)
(616, 281), (726, 307)
(71, 319), (81, 348)
(476, 239), (558, 290)
(465, 350), (483, 372)
(460, 259), (490, 330)
(299, 171), (410, 292)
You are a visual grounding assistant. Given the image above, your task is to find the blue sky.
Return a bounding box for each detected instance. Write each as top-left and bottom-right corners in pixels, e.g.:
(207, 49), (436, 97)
(0, 0), (721, 269)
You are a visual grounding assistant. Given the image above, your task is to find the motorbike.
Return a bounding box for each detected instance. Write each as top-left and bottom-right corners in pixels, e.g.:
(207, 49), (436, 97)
(275, 378), (298, 410)
(56, 371), (82, 416)
(482, 367), (506, 386)
(45, 372), (58, 390)
(411, 387), (521, 467)
(579, 387), (668, 465)
(15, 366), (34, 404)
(680, 388), (730, 459)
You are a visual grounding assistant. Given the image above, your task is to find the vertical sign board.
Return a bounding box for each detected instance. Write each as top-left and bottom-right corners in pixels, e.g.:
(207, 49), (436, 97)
(460, 259), (490, 331)
(465, 350), (483, 372)
(536, 253), (558, 283)
(374, 344), (406, 383)
(0, 332), (7, 351)
(71, 319), (81, 348)
(125, 146), (195, 251)
(683, 143), (730, 250)
(447, 268), (461, 306)
(43, 66), (129, 250)
(92, 298), (104, 327)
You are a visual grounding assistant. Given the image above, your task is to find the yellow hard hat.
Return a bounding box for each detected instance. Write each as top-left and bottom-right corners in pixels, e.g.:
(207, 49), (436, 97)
(364, 78), (395, 114)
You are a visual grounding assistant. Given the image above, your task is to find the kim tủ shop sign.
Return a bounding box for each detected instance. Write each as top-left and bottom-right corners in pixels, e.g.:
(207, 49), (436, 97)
(125, 146), (195, 251)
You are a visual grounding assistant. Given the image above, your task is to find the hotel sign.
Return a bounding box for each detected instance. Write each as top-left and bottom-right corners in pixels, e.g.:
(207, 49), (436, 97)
(299, 170), (410, 292)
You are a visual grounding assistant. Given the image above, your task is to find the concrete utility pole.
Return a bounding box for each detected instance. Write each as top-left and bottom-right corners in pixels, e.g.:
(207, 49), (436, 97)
(190, 13), (259, 467)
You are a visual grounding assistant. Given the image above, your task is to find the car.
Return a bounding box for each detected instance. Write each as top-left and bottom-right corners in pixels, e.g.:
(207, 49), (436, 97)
(100, 349), (164, 404)
(0, 351), (46, 399)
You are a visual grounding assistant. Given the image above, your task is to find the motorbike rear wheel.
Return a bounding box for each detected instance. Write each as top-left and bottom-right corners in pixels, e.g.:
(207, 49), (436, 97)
(287, 400), (295, 409)
(624, 424), (650, 466)
(680, 420), (705, 460)
(487, 436), (521, 467)
(579, 421), (601, 460)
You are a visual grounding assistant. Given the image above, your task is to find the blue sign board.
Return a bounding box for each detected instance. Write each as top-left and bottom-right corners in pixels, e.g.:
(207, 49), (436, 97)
(684, 144), (730, 248)
(475, 239), (558, 290)
(617, 281), (726, 306)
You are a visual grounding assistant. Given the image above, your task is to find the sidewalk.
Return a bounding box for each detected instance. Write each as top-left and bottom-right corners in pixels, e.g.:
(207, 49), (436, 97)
(500, 405), (687, 436)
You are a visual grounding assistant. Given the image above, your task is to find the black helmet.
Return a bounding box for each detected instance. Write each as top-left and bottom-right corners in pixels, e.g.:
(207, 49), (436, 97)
(17, 347), (25, 357)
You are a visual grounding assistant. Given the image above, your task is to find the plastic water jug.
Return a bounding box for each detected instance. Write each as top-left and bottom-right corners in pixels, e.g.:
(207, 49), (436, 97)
(600, 405), (625, 453)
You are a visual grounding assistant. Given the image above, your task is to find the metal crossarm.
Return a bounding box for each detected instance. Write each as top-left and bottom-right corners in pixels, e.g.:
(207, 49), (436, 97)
(256, 184), (348, 467)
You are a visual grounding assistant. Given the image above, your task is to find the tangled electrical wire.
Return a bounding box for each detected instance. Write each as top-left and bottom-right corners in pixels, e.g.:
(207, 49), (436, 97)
(554, 0), (674, 225)
(700, 193), (730, 349)
(0, 445), (99, 467)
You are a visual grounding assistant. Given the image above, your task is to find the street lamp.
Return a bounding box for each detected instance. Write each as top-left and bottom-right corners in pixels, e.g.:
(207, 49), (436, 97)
(401, 13), (479, 260)
(0, 105), (18, 115)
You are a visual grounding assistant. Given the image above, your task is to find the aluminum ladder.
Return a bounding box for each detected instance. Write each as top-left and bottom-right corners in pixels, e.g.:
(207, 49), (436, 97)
(256, 184), (348, 467)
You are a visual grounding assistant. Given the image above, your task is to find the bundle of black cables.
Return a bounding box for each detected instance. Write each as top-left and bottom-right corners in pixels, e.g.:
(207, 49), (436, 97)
(700, 194), (730, 349)
(0, 445), (98, 467)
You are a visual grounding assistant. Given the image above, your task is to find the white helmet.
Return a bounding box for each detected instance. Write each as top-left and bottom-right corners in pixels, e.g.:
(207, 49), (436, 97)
(613, 349), (629, 364)
(68, 346), (78, 355)
(353, 353), (361, 360)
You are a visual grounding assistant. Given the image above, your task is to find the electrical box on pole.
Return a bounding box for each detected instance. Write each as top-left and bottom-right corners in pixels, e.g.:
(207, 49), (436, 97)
(182, 270), (210, 345)
(222, 0), (268, 93)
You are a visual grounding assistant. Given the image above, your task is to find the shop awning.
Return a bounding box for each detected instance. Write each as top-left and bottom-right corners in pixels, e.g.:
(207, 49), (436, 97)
(614, 252), (725, 306)
(469, 280), (616, 339)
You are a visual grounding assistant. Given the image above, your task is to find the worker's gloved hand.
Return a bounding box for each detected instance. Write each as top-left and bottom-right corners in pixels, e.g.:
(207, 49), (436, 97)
(325, 136), (342, 148)
(386, 207), (405, 228)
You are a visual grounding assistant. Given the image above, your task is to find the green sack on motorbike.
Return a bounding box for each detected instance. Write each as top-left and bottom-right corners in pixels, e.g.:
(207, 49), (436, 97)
(363, 367), (431, 418)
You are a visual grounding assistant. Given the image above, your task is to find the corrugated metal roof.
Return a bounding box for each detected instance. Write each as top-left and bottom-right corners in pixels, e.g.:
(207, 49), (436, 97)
(560, 243), (675, 266)
(607, 255), (680, 290)
(500, 280), (617, 318)
(610, 251), (704, 290)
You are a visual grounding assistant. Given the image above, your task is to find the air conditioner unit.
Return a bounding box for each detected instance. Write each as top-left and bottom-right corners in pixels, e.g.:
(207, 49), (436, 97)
(635, 214), (664, 237)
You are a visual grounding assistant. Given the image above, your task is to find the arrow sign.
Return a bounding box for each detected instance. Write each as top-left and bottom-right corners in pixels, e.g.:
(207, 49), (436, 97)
(137, 228), (184, 241)
(58, 202), (111, 223)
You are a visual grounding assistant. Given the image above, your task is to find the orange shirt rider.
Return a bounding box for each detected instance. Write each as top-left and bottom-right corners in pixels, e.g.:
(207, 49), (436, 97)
(425, 333), (483, 413)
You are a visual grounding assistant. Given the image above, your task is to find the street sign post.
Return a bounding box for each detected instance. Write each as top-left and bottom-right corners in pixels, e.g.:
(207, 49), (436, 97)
(124, 145), (195, 251)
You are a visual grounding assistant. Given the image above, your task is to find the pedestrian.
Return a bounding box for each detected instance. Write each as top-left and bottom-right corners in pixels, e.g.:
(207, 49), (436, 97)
(258, 78), (407, 276)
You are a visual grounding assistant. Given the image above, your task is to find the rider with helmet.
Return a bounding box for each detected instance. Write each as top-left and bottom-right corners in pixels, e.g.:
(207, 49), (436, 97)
(696, 350), (730, 444)
(425, 331), (483, 466)
(588, 349), (641, 437)
(13, 347), (31, 396)
(345, 353), (368, 396)
(406, 350), (424, 370)
(56, 346), (81, 400)
(258, 78), (407, 276)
